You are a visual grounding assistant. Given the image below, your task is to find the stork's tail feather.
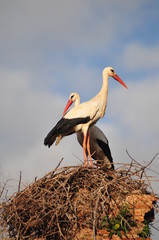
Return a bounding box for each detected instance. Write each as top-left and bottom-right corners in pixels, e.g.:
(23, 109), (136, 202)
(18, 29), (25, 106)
(96, 139), (114, 170)
(44, 134), (56, 147)
(44, 124), (59, 147)
(44, 117), (65, 147)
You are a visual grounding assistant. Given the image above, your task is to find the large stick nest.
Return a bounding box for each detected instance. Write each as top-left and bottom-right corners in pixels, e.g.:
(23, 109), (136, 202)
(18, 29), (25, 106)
(0, 155), (158, 239)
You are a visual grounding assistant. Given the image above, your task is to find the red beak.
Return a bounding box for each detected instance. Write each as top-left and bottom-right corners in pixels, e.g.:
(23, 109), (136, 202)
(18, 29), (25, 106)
(63, 99), (73, 116)
(113, 74), (128, 89)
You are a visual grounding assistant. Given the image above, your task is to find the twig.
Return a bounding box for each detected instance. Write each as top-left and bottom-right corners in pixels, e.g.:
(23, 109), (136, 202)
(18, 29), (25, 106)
(93, 194), (100, 240)
(54, 158), (64, 172)
(18, 171), (22, 192)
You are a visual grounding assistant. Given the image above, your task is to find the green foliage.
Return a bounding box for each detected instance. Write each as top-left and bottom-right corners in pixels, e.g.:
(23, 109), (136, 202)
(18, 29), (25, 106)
(138, 221), (151, 239)
(101, 205), (136, 239)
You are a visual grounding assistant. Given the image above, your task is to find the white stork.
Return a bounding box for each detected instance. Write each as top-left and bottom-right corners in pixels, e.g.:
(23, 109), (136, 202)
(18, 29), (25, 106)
(63, 92), (114, 170)
(44, 66), (127, 167)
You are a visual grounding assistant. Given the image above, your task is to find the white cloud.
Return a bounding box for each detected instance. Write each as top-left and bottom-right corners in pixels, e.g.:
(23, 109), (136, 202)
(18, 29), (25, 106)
(121, 43), (159, 71)
(0, 68), (84, 193)
(0, 68), (62, 162)
(0, 0), (152, 69)
(107, 74), (159, 162)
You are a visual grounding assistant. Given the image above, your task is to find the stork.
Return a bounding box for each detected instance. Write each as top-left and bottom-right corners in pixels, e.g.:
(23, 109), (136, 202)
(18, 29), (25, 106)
(63, 92), (114, 170)
(44, 66), (127, 167)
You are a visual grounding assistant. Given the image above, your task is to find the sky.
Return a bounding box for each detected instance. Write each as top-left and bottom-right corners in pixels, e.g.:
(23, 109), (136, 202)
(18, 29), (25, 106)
(0, 0), (159, 237)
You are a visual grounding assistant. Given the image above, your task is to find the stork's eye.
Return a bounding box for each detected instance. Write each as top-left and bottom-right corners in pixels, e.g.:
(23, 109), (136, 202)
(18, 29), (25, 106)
(110, 69), (114, 73)
(71, 95), (74, 99)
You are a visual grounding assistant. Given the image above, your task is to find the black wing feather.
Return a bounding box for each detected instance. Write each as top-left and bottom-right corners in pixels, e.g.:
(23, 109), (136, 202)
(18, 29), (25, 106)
(96, 139), (114, 169)
(44, 116), (90, 147)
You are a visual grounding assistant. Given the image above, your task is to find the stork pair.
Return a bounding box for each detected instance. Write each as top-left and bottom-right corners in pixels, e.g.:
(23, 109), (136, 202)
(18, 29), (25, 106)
(44, 67), (128, 168)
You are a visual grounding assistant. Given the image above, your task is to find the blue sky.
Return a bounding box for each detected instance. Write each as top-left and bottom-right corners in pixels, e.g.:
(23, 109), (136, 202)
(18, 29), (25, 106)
(1, 1), (159, 235)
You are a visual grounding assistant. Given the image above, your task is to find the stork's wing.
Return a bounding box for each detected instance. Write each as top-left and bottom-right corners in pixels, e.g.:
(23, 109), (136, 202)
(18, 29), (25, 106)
(44, 116), (90, 147)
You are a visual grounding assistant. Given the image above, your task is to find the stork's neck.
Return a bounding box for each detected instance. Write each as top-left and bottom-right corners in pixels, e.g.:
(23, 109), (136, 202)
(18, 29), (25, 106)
(99, 73), (109, 97)
(74, 96), (80, 107)
(97, 73), (109, 117)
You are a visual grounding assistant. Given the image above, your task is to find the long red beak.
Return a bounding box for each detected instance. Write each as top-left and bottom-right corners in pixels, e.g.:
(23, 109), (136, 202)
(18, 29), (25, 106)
(113, 74), (128, 89)
(63, 99), (73, 116)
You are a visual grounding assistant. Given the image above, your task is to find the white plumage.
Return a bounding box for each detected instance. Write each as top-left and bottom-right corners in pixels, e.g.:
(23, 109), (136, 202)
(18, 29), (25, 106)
(44, 66), (127, 167)
(63, 92), (114, 169)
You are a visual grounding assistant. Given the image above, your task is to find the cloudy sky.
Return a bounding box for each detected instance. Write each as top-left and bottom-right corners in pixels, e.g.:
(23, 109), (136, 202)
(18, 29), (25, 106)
(0, 0), (159, 231)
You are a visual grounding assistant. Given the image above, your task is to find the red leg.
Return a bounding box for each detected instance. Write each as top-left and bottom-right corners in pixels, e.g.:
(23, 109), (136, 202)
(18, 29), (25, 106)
(83, 134), (87, 167)
(86, 154), (89, 167)
(86, 132), (94, 167)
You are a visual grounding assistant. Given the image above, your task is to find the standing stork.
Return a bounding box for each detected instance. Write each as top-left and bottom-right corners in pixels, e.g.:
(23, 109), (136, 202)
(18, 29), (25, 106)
(44, 67), (127, 167)
(63, 92), (114, 170)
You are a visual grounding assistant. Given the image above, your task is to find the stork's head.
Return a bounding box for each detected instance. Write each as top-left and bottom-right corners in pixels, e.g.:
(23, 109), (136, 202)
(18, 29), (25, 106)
(69, 92), (80, 104)
(103, 67), (128, 89)
(63, 92), (80, 116)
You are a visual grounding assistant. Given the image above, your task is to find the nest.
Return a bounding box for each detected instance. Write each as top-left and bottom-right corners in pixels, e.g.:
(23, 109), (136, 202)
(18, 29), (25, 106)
(0, 154), (158, 239)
